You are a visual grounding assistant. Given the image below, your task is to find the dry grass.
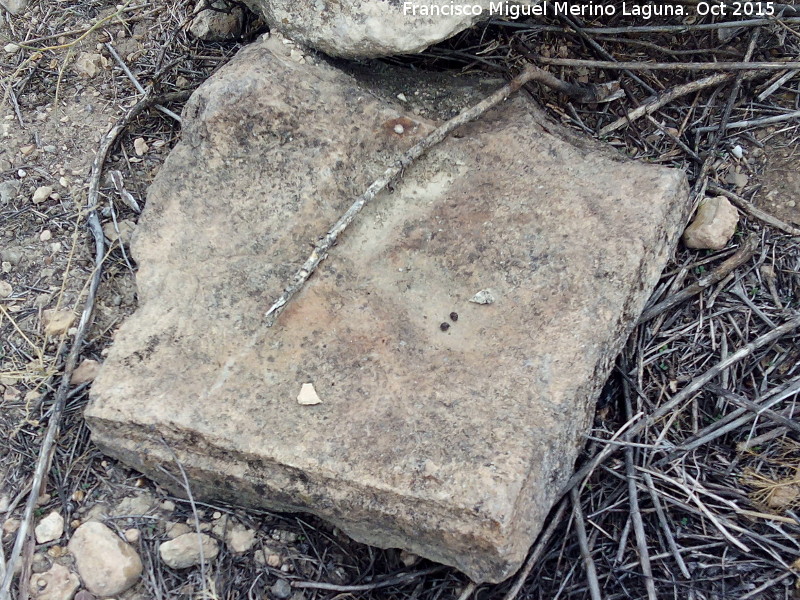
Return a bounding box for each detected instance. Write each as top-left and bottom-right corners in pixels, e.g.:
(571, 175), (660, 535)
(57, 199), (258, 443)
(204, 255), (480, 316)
(1, 1), (799, 599)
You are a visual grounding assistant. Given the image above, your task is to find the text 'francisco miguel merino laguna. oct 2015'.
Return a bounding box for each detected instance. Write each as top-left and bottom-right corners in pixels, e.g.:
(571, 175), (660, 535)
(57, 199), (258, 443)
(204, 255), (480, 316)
(402, 1), (779, 19)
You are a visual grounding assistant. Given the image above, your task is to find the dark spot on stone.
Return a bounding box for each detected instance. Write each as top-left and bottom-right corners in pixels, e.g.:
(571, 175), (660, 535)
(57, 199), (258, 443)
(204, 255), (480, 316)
(449, 312), (458, 322)
(440, 322), (450, 332)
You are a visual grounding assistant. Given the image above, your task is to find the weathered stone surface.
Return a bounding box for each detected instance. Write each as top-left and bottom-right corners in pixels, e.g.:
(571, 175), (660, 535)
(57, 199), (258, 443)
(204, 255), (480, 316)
(67, 522), (142, 596)
(683, 196), (739, 250)
(242, 0), (533, 57)
(756, 135), (800, 226)
(0, 0), (27, 15)
(86, 38), (689, 582)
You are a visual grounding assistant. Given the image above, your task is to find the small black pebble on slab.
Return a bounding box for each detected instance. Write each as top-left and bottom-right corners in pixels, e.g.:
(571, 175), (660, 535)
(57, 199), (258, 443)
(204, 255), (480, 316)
(450, 312), (459, 322)
(440, 322), (450, 332)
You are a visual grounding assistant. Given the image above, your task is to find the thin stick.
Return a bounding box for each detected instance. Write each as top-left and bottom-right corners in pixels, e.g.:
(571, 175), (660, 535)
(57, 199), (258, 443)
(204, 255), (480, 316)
(537, 57), (800, 71)
(600, 71), (750, 135)
(638, 234), (759, 324)
(157, 441), (209, 597)
(104, 42), (182, 123)
(739, 572), (795, 600)
(661, 377), (800, 460)
(292, 566), (444, 591)
(264, 64), (542, 326)
(706, 384), (800, 434)
(642, 472), (691, 579)
(757, 69), (800, 101)
(14, 5), (153, 46)
(646, 315), (800, 424)
(456, 582), (477, 600)
(622, 380), (657, 600)
(694, 108), (800, 132)
(708, 183), (800, 236)
(737, 426), (790, 451)
(570, 487), (602, 600)
(502, 499), (569, 600)
(559, 14), (655, 94)
(644, 469), (750, 552)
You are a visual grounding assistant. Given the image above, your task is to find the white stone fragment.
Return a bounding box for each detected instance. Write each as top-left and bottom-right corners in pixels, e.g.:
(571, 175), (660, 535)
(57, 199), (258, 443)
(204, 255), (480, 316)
(469, 289), (495, 305)
(297, 382), (321, 405)
(34, 511), (64, 544)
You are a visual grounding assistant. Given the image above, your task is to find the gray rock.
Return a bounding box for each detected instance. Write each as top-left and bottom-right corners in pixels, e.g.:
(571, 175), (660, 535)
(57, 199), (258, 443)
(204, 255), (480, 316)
(683, 196), (739, 250)
(0, 0), (27, 14)
(67, 522), (143, 596)
(86, 38), (689, 582)
(0, 246), (23, 266)
(32, 185), (53, 204)
(73, 53), (104, 78)
(242, 0), (536, 58)
(113, 492), (155, 517)
(159, 532), (219, 569)
(270, 579), (292, 600)
(0, 180), (20, 203)
(211, 516), (257, 553)
(189, 0), (245, 41)
(28, 563), (79, 600)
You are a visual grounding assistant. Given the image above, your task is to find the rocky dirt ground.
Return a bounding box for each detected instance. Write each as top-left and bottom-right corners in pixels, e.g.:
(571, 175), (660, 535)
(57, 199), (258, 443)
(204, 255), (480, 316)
(1, 1), (800, 600)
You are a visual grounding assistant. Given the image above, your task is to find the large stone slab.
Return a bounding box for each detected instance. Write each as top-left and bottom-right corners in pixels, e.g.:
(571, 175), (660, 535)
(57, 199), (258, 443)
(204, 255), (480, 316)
(241, 0), (535, 58)
(86, 36), (689, 582)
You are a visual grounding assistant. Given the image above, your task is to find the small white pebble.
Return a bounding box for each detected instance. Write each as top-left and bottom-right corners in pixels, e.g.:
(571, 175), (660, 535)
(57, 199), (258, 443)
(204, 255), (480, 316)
(39, 229), (52, 242)
(397, 93), (408, 102)
(4, 43), (20, 55)
(469, 289), (496, 305)
(297, 383), (321, 405)
(393, 124), (405, 135)
(731, 145), (744, 159)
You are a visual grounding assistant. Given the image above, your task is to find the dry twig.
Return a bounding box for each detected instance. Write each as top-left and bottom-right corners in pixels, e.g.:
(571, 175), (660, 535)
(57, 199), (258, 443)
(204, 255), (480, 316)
(292, 566), (445, 592)
(638, 234), (759, 324)
(570, 487), (602, 600)
(538, 57), (800, 71)
(600, 71), (764, 136)
(707, 183), (800, 235)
